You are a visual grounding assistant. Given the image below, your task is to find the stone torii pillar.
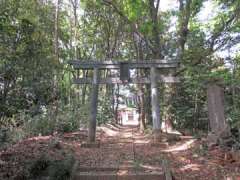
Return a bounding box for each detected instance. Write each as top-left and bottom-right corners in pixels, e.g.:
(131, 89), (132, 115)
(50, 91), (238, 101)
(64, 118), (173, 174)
(88, 68), (99, 142)
(150, 67), (161, 132)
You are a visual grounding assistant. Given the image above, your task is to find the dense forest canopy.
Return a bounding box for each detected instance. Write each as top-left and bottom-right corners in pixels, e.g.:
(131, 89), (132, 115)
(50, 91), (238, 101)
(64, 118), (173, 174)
(0, 0), (240, 179)
(0, 0), (240, 137)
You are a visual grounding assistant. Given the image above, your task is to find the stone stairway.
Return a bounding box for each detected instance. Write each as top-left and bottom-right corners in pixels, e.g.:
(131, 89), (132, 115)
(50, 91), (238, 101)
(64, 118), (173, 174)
(72, 125), (172, 180)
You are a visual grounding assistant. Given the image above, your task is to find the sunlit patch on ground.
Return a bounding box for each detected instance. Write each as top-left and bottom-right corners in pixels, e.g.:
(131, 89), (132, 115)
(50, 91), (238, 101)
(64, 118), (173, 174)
(162, 139), (197, 152)
(180, 163), (201, 171)
(99, 126), (118, 136)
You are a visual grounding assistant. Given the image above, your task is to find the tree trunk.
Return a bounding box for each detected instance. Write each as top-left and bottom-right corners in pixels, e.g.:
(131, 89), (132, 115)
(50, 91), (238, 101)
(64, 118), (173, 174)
(162, 83), (174, 132)
(114, 84), (120, 124)
(54, 0), (60, 62)
(178, 0), (191, 55)
(149, 0), (162, 58)
(193, 90), (200, 130)
(145, 84), (152, 125)
(53, 0), (60, 107)
(69, 0), (79, 59)
(160, 0), (192, 132)
(232, 59), (237, 112)
(138, 84), (146, 131)
(82, 70), (88, 105)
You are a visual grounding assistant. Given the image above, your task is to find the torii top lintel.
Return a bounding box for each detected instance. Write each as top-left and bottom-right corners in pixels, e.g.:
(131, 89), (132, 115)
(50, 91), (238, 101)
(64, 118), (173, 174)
(69, 60), (179, 69)
(69, 59), (180, 84)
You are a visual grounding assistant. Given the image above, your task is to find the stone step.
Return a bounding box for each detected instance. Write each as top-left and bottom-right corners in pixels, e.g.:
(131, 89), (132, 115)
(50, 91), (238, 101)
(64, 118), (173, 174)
(78, 166), (138, 172)
(72, 172), (165, 180)
(77, 166), (163, 172)
(72, 164), (166, 180)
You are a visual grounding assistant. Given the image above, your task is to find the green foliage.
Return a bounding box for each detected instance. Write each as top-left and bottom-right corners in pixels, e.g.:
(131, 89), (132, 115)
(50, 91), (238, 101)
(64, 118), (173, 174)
(23, 104), (88, 136)
(0, 103), (89, 146)
(123, 0), (146, 21)
(97, 94), (114, 125)
(190, 0), (204, 16)
(139, 20), (153, 34)
(8, 127), (27, 144)
(1, 0), (240, 140)
(0, 0), (57, 117)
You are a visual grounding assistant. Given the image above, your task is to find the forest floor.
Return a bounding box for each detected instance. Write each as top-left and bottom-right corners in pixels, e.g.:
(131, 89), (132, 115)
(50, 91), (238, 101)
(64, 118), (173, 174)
(0, 124), (240, 179)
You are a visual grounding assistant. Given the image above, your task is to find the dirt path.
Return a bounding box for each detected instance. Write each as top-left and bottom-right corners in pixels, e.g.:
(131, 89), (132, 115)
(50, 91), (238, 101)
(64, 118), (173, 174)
(70, 125), (166, 179)
(73, 125), (162, 172)
(0, 125), (239, 179)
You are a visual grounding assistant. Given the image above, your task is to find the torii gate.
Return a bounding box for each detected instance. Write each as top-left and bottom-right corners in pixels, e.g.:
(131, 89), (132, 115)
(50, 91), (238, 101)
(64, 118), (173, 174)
(69, 60), (179, 142)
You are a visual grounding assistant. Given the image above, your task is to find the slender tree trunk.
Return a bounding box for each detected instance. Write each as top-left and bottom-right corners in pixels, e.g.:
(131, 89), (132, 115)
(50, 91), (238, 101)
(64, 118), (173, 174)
(70, 0), (78, 59)
(161, 0), (192, 132)
(53, 0), (61, 113)
(68, 73), (71, 106)
(145, 84), (152, 125)
(54, 0), (60, 62)
(232, 59), (237, 111)
(193, 90), (199, 130)
(137, 41), (147, 131)
(149, 0), (162, 58)
(1, 80), (9, 117)
(162, 83), (175, 132)
(114, 84), (120, 124)
(111, 85), (115, 119)
(139, 84), (146, 131)
(179, 0), (191, 55)
(82, 70), (88, 105)
(132, 34), (147, 131)
(149, 0), (163, 132)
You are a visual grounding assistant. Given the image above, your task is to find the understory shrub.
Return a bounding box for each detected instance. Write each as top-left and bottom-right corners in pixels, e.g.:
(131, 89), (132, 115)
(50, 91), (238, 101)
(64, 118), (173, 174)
(0, 102), (90, 144)
(24, 103), (89, 136)
(97, 97), (114, 125)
